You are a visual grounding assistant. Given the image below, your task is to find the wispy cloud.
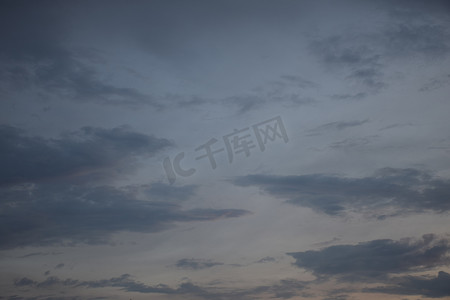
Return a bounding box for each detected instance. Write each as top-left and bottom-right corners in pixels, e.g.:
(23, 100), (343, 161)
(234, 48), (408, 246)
(176, 258), (224, 270)
(234, 168), (450, 217)
(12, 274), (310, 300)
(307, 119), (369, 136)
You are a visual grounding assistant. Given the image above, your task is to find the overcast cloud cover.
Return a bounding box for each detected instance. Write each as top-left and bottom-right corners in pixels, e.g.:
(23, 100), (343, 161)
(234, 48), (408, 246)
(1, 1), (450, 299)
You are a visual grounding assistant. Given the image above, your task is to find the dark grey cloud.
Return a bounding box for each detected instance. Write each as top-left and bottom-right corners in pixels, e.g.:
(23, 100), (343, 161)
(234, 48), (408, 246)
(98, 0), (311, 62)
(378, 123), (414, 131)
(311, 10), (450, 96)
(346, 68), (385, 92)
(0, 1), (161, 107)
(419, 74), (450, 92)
(222, 75), (316, 114)
(307, 120), (369, 136)
(330, 92), (367, 101)
(10, 274), (308, 300)
(2, 1), (449, 112)
(310, 36), (385, 94)
(223, 94), (314, 114)
(255, 256), (276, 263)
(329, 136), (376, 150)
(176, 258), (224, 270)
(0, 125), (172, 186)
(313, 40), (377, 67)
(382, 24), (450, 59)
(0, 1), (316, 112)
(322, 296), (348, 300)
(365, 271), (450, 298)
(14, 277), (35, 287)
(0, 183), (249, 249)
(287, 234), (450, 281)
(234, 168), (450, 217)
(36, 277), (79, 289)
(16, 252), (62, 259)
(245, 279), (308, 299)
(324, 120), (370, 130)
(428, 137), (450, 153)
(277, 75), (317, 89)
(223, 95), (267, 114)
(6, 296), (86, 300)
(383, 0), (450, 15)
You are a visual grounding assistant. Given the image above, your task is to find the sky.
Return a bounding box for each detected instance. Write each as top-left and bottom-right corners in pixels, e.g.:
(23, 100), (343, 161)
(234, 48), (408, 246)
(1, 1), (450, 299)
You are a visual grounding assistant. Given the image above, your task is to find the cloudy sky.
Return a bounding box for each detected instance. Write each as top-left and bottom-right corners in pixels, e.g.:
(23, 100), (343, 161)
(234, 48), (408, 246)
(1, 1), (450, 299)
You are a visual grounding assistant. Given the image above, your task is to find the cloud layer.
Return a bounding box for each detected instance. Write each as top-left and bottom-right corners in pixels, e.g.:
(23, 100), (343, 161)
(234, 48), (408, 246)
(0, 183), (249, 249)
(0, 125), (171, 185)
(234, 168), (450, 217)
(288, 234), (450, 280)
